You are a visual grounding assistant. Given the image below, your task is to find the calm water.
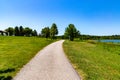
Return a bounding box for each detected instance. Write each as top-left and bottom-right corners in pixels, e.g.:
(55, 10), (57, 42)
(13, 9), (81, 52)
(99, 40), (120, 43)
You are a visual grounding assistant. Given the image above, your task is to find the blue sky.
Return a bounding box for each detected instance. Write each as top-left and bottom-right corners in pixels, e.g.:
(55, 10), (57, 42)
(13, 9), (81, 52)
(0, 0), (120, 35)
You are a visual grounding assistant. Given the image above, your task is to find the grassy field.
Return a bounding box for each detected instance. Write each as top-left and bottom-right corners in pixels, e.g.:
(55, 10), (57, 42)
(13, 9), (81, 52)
(63, 40), (120, 80)
(0, 36), (55, 79)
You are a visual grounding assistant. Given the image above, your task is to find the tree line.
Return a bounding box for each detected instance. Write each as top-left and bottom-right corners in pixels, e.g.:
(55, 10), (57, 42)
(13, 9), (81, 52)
(41, 23), (80, 41)
(5, 26), (37, 37)
(2, 23), (119, 41)
(41, 23), (58, 39)
(2, 23), (80, 41)
(79, 35), (120, 40)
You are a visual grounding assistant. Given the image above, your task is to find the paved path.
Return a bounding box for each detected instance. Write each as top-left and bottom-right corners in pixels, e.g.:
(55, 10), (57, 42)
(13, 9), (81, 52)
(13, 40), (81, 80)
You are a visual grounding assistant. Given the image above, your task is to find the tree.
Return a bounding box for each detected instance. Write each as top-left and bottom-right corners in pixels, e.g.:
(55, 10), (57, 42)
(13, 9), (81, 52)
(64, 24), (80, 41)
(50, 23), (58, 39)
(14, 26), (20, 36)
(0, 30), (4, 36)
(5, 27), (14, 36)
(32, 30), (38, 36)
(19, 26), (24, 36)
(41, 27), (50, 38)
(24, 27), (32, 36)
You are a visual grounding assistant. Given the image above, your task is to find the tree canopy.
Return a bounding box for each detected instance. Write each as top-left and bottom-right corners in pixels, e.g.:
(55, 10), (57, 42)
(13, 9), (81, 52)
(19, 26), (24, 36)
(50, 23), (58, 39)
(4, 26), (37, 37)
(24, 27), (32, 36)
(5, 27), (14, 36)
(14, 26), (20, 36)
(64, 24), (80, 41)
(41, 27), (50, 38)
(2, 23), (120, 40)
(32, 30), (38, 36)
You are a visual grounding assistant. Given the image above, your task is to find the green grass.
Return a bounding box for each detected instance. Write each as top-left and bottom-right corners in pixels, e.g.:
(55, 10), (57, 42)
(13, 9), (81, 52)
(63, 40), (120, 80)
(0, 36), (55, 79)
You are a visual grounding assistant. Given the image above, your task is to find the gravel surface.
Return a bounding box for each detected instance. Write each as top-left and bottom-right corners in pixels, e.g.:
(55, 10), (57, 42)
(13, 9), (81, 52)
(13, 40), (81, 80)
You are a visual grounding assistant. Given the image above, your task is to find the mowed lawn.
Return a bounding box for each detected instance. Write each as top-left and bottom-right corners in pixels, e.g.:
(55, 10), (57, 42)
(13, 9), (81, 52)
(63, 40), (120, 80)
(0, 36), (55, 79)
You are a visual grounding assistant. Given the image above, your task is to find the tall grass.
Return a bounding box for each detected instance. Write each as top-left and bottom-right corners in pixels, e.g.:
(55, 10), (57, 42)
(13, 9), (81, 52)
(63, 40), (120, 80)
(0, 36), (55, 79)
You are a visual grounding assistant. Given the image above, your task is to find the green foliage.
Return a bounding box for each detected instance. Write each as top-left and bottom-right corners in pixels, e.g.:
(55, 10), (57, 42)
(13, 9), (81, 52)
(32, 30), (38, 36)
(19, 26), (24, 36)
(0, 36), (55, 78)
(50, 23), (58, 39)
(63, 41), (120, 80)
(14, 26), (20, 36)
(41, 27), (50, 38)
(3, 24), (120, 40)
(5, 26), (38, 37)
(5, 27), (14, 36)
(23, 27), (32, 36)
(79, 35), (120, 40)
(64, 24), (80, 41)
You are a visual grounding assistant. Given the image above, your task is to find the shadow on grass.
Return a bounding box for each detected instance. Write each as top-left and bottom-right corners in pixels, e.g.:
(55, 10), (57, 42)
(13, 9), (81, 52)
(0, 68), (15, 74)
(0, 76), (12, 80)
(0, 68), (15, 80)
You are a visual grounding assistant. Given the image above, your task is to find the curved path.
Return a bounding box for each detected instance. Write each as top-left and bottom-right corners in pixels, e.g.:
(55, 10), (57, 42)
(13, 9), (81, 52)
(13, 40), (81, 80)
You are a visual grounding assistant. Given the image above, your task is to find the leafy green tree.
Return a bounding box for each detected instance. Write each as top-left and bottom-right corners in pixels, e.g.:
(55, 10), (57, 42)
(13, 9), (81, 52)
(15, 26), (20, 36)
(19, 26), (24, 36)
(64, 24), (80, 41)
(50, 23), (58, 39)
(5, 27), (14, 36)
(32, 30), (38, 36)
(24, 27), (32, 36)
(41, 27), (50, 38)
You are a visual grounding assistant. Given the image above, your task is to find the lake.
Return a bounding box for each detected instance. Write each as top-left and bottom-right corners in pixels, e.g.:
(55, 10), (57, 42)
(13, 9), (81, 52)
(99, 40), (120, 43)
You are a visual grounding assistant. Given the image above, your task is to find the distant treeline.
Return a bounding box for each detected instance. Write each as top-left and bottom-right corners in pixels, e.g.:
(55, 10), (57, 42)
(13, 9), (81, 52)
(57, 35), (120, 40)
(79, 35), (120, 40)
(0, 23), (120, 40)
(0, 23), (80, 41)
(1, 26), (37, 37)
(0, 23), (59, 39)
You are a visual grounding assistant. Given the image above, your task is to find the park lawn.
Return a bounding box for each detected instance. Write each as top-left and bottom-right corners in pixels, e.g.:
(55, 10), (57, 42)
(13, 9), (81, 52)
(63, 40), (120, 80)
(0, 36), (55, 79)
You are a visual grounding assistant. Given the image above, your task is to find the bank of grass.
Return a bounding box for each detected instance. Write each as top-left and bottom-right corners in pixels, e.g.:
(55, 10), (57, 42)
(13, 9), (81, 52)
(63, 40), (120, 80)
(0, 36), (55, 79)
